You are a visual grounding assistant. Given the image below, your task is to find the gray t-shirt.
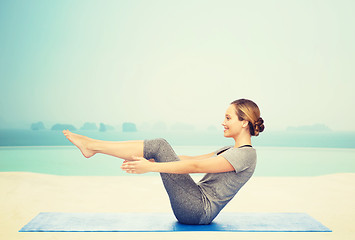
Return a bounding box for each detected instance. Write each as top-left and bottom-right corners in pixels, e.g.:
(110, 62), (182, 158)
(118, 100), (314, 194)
(197, 145), (257, 224)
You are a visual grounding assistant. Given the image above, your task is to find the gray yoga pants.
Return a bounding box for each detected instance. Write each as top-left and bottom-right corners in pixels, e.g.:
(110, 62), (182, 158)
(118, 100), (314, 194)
(143, 138), (205, 225)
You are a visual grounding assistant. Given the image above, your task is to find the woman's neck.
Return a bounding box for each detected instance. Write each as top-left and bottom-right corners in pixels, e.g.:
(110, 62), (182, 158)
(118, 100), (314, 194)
(233, 133), (252, 148)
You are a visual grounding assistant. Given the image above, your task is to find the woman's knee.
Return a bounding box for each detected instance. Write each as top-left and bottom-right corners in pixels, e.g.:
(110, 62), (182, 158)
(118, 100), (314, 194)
(152, 138), (171, 153)
(143, 138), (171, 160)
(154, 138), (169, 147)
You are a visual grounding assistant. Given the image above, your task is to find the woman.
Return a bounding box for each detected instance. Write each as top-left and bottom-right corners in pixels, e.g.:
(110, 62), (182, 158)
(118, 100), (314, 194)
(62, 98), (264, 225)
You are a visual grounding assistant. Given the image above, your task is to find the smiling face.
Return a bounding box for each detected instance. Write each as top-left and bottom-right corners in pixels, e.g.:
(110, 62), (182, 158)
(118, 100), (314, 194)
(222, 104), (249, 139)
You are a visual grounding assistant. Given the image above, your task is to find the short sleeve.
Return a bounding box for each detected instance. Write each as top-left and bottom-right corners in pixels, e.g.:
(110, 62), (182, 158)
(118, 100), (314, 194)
(219, 148), (256, 173)
(213, 146), (233, 155)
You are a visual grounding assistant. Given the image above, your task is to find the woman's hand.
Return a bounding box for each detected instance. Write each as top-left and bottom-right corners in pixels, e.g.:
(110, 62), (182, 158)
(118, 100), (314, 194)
(121, 156), (154, 174)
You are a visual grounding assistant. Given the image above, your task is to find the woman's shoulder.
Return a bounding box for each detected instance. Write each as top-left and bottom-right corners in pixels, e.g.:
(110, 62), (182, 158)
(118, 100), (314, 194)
(214, 145), (234, 155)
(222, 146), (256, 159)
(215, 145), (256, 158)
(230, 146), (256, 154)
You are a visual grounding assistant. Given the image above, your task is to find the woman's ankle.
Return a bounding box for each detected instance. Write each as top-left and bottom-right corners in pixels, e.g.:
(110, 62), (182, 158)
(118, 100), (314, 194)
(86, 139), (103, 153)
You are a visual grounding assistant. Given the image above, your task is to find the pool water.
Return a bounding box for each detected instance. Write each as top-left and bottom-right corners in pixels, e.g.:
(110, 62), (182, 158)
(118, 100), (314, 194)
(0, 146), (354, 176)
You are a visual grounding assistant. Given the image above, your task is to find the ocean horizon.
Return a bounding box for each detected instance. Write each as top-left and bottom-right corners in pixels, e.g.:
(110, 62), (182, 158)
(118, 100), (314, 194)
(1, 129), (355, 148)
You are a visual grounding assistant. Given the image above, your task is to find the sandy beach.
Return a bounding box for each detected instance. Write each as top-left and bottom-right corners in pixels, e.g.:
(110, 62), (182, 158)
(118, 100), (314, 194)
(1, 172), (354, 240)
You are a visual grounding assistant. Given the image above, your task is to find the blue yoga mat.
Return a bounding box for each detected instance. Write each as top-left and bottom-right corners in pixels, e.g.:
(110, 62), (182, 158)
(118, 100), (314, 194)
(19, 212), (331, 232)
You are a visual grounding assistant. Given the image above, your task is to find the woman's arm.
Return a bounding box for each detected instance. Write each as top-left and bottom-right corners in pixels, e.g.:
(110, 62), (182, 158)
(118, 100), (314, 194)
(121, 155), (234, 174)
(178, 152), (215, 161)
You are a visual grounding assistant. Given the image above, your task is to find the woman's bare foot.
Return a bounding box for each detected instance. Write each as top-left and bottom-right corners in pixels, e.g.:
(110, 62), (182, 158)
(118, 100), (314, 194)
(62, 130), (96, 158)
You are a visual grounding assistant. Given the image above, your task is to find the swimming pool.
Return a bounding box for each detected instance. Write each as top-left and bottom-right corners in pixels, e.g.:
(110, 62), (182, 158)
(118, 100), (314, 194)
(0, 146), (354, 176)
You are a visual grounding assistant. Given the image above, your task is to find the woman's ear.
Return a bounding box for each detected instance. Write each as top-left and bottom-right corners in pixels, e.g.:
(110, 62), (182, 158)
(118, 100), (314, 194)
(242, 120), (249, 128)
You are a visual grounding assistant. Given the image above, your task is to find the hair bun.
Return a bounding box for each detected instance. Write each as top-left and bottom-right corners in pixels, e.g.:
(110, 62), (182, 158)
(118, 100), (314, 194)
(254, 117), (265, 136)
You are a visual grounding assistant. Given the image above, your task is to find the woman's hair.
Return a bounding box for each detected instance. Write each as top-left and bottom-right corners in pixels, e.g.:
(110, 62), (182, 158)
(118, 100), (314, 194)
(230, 99), (265, 136)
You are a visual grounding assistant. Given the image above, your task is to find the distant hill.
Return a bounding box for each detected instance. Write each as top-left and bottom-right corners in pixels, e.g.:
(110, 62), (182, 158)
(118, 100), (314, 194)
(99, 123), (115, 132)
(80, 122), (98, 130)
(51, 124), (77, 131)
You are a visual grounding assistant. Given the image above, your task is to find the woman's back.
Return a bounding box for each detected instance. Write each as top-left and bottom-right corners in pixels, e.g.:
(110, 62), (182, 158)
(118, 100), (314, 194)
(198, 146), (257, 224)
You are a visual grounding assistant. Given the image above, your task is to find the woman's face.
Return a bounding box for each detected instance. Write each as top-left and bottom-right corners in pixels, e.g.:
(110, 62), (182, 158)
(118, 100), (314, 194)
(222, 104), (245, 138)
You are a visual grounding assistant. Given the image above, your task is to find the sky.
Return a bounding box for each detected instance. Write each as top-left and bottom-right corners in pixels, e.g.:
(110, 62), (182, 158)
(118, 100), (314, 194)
(0, 0), (354, 131)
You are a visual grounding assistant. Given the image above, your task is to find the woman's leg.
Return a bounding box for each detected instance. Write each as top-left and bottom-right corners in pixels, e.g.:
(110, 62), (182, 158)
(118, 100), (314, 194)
(63, 130), (205, 224)
(144, 138), (205, 225)
(62, 130), (143, 160)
